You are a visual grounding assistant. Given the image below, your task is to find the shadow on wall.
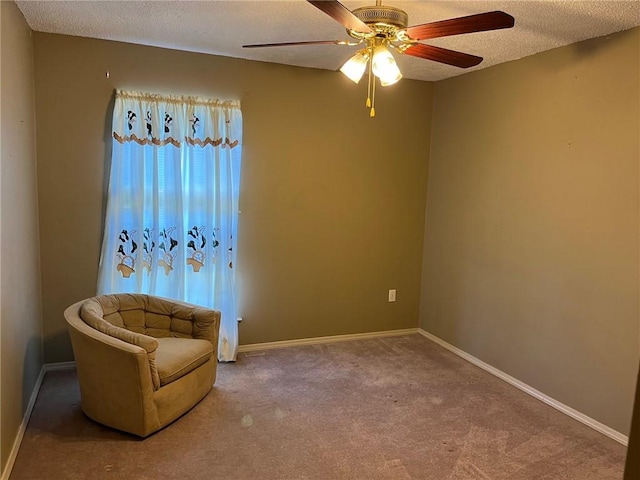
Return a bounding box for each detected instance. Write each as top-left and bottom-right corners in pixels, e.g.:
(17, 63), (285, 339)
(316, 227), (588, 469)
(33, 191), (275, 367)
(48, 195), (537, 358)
(22, 335), (44, 410)
(100, 93), (116, 243)
(525, 27), (640, 76)
(570, 27), (639, 59)
(624, 362), (640, 479)
(43, 331), (73, 366)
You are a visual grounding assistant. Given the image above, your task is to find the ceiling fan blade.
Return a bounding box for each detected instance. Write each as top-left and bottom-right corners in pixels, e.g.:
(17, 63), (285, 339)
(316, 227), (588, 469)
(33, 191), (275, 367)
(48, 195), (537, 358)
(406, 11), (514, 41)
(403, 44), (483, 68)
(243, 40), (350, 48)
(307, 0), (372, 33)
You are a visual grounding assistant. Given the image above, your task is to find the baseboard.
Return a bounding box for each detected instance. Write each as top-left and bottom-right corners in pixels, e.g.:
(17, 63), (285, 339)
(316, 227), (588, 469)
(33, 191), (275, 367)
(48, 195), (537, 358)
(44, 361), (76, 371)
(0, 361), (77, 480)
(417, 328), (629, 446)
(1, 366), (45, 480)
(238, 328), (420, 352)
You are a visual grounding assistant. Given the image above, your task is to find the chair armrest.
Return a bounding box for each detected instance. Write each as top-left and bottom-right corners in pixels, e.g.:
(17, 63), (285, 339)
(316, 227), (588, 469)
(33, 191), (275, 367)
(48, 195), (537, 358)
(190, 308), (221, 344)
(65, 316), (162, 435)
(162, 299), (221, 358)
(80, 301), (161, 389)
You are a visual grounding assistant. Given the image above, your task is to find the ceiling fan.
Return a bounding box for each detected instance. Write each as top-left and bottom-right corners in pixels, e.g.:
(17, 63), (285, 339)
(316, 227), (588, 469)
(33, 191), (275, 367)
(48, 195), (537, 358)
(244, 0), (515, 117)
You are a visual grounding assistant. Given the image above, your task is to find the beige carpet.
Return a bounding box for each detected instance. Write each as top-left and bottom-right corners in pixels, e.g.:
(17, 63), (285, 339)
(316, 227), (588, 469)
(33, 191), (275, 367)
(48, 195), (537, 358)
(9, 334), (626, 479)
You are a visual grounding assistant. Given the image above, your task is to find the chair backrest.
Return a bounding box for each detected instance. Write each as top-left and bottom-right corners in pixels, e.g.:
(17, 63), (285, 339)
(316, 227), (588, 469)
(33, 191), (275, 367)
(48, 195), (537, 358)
(75, 294), (220, 352)
(80, 293), (216, 341)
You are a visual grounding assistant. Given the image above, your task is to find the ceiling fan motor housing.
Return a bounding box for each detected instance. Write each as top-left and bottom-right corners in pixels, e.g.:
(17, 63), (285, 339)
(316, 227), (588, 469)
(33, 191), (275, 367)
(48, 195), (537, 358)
(352, 5), (409, 33)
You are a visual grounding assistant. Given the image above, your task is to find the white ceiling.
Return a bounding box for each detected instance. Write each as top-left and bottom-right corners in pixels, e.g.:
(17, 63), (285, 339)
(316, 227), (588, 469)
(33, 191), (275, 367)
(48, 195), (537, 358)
(16, 0), (640, 82)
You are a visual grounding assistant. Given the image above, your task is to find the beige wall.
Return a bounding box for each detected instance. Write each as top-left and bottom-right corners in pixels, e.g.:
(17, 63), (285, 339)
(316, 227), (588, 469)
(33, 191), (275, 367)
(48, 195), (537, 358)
(421, 28), (640, 435)
(0, 1), (44, 472)
(33, 34), (433, 362)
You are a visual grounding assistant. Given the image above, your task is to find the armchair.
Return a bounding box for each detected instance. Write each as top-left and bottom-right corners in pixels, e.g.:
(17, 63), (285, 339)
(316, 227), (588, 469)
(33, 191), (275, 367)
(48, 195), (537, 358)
(64, 293), (220, 437)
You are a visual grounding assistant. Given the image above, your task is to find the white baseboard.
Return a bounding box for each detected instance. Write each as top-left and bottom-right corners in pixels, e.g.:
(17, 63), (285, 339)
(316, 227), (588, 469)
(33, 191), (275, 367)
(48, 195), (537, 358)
(417, 328), (629, 446)
(1, 367), (45, 480)
(1, 361), (77, 480)
(238, 328), (420, 352)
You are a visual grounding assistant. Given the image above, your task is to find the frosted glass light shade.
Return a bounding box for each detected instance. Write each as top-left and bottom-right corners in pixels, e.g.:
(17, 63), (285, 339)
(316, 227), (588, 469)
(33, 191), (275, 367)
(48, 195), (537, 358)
(372, 45), (402, 86)
(340, 52), (368, 84)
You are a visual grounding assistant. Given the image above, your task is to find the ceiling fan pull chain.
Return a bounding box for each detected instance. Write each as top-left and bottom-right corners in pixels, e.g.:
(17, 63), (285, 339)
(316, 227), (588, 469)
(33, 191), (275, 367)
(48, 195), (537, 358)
(366, 44), (373, 109)
(366, 42), (375, 117)
(370, 69), (376, 118)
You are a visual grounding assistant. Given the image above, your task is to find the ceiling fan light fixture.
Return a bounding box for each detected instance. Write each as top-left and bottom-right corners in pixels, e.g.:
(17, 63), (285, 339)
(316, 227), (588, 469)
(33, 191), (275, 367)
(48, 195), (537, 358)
(371, 44), (402, 86)
(378, 67), (402, 86)
(244, 1), (515, 116)
(340, 51), (369, 84)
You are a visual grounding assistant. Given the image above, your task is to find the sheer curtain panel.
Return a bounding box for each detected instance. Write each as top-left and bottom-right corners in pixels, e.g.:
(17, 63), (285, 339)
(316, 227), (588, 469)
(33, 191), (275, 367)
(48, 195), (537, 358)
(98, 90), (242, 361)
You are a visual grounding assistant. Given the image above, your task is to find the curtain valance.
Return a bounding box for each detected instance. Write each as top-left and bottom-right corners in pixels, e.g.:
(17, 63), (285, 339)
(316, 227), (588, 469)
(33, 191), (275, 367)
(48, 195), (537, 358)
(112, 90), (242, 148)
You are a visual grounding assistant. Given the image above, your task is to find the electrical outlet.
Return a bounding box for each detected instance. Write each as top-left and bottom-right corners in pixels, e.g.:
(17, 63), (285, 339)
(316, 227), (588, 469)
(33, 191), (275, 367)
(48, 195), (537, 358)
(388, 289), (396, 302)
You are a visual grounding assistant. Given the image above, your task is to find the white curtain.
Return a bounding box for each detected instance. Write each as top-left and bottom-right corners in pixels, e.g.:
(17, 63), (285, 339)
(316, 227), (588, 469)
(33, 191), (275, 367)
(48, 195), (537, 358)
(97, 90), (242, 361)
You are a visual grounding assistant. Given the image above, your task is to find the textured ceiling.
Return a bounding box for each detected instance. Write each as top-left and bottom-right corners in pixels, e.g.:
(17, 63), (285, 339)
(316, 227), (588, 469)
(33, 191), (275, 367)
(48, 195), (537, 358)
(16, 0), (640, 82)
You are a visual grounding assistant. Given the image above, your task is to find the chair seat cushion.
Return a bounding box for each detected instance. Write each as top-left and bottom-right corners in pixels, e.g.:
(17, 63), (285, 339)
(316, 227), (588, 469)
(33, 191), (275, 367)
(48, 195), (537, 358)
(155, 337), (213, 387)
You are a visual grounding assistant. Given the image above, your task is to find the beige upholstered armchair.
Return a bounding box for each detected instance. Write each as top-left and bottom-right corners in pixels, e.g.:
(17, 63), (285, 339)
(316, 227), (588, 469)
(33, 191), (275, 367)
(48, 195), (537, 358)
(64, 293), (221, 437)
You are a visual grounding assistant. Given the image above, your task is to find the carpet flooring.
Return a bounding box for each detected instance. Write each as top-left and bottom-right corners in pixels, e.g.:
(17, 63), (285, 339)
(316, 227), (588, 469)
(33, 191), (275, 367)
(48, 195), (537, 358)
(9, 334), (626, 479)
